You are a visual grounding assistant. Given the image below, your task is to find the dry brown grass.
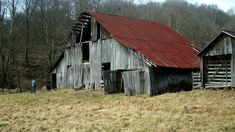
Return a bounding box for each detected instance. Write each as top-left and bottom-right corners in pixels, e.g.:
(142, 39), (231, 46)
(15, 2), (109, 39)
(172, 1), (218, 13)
(0, 89), (235, 131)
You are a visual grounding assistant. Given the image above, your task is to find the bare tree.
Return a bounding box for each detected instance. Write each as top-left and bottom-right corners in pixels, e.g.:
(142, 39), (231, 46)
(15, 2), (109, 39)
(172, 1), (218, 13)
(24, 0), (38, 66)
(8, 0), (17, 63)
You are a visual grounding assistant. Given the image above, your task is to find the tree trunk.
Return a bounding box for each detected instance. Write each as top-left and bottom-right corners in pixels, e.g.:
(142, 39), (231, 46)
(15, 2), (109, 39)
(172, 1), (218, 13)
(25, 14), (29, 66)
(17, 68), (21, 92)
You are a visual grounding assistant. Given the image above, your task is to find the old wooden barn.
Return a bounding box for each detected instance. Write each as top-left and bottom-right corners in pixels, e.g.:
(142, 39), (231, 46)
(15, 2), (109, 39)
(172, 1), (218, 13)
(50, 12), (199, 96)
(198, 30), (235, 88)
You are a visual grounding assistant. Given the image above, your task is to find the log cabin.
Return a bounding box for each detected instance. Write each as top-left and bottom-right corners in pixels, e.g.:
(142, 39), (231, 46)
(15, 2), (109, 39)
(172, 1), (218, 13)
(198, 30), (235, 88)
(50, 12), (199, 96)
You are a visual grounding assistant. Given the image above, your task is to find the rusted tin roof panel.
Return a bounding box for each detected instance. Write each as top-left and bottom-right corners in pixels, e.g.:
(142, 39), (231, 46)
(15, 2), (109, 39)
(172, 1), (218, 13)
(90, 12), (199, 69)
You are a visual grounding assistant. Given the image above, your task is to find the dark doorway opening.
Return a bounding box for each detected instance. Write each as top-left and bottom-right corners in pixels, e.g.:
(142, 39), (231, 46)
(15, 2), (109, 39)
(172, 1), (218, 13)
(97, 23), (101, 40)
(117, 71), (124, 93)
(82, 43), (89, 62)
(101, 63), (111, 87)
(102, 63), (111, 71)
(51, 73), (57, 89)
(103, 70), (124, 94)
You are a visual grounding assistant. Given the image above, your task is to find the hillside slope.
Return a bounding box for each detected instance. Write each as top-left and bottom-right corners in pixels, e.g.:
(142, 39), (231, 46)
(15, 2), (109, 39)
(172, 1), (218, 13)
(0, 89), (235, 131)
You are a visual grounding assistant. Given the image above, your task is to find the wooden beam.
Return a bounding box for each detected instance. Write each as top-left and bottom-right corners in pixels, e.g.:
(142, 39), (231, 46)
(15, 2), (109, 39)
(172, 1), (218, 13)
(81, 15), (91, 18)
(73, 28), (82, 31)
(74, 24), (87, 28)
(75, 21), (88, 25)
(231, 39), (235, 87)
(200, 57), (204, 88)
(79, 18), (89, 22)
(79, 23), (84, 44)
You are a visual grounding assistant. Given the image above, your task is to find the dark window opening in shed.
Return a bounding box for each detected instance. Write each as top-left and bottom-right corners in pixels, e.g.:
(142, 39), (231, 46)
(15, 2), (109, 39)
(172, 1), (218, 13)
(82, 43), (89, 62)
(102, 63), (111, 71)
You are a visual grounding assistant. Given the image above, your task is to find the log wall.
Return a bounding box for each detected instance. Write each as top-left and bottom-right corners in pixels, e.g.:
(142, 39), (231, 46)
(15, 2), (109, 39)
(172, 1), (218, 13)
(203, 55), (231, 88)
(192, 71), (201, 89)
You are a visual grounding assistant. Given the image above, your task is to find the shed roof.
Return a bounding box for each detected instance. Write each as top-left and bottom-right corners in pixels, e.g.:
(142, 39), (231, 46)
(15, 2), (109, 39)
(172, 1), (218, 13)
(198, 30), (235, 56)
(90, 12), (199, 69)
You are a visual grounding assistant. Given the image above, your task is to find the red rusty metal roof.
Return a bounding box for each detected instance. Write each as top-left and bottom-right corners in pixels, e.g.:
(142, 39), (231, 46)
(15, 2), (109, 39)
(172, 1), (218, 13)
(90, 12), (199, 69)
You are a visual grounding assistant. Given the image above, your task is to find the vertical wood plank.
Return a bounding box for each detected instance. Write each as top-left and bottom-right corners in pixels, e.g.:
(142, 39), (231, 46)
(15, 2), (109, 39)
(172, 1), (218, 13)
(200, 57), (204, 88)
(231, 38), (235, 87)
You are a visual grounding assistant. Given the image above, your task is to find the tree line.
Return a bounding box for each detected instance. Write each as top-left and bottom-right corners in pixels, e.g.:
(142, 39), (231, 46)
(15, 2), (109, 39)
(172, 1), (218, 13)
(0, 0), (234, 89)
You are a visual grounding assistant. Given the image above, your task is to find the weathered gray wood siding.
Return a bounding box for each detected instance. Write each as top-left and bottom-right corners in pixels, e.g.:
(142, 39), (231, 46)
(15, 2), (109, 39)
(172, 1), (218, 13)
(231, 37), (235, 87)
(52, 44), (90, 89)
(192, 71), (201, 89)
(123, 69), (150, 95)
(90, 38), (151, 92)
(203, 55), (231, 88)
(205, 36), (232, 56)
(149, 67), (192, 96)
(53, 37), (151, 93)
(201, 35), (234, 88)
(200, 34), (235, 88)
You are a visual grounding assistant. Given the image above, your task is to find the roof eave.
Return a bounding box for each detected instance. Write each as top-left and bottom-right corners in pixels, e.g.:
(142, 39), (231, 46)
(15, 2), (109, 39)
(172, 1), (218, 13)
(198, 30), (235, 56)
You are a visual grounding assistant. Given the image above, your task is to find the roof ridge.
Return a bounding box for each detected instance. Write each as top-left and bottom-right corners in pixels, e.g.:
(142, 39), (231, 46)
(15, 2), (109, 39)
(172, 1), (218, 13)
(90, 11), (163, 25)
(223, 30), (235, 33)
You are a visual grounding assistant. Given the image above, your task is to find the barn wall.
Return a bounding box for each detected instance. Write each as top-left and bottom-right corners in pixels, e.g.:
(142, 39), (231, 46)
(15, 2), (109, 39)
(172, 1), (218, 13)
(203, 55), (231, 88)
(90, 40), (102, 88)
(123, 69), (150, 96)
(91, 18), (111, 41)
(231, 37), (235, 87)
(52, 18), (154, 94)
(91, 17), (98, 41)
(52, 58), (67, 89)
(52, 44), (89, 89)
(200, 35), (234, 88)
(192, 71), (201, 89)
(205, 35), (232, 56)
(53, 36), (151, 93)
(149, 67), (192, 96)
(90, 38), (151, 90)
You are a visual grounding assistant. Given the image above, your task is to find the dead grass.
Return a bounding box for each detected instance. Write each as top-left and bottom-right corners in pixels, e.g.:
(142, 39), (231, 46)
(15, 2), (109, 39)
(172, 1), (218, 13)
(0, 89), (235, 131)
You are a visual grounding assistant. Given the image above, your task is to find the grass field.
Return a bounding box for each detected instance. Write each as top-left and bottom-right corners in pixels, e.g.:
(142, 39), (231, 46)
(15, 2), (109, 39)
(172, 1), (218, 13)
(0, 89), (235, 131)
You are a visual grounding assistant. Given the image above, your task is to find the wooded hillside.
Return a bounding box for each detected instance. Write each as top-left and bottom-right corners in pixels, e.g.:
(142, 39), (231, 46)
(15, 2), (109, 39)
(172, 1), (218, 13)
(0, 0), (235, 90)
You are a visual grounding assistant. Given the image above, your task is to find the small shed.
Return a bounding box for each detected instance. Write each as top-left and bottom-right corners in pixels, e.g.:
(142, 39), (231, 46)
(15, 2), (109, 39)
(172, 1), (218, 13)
(198, 30), (235, 88)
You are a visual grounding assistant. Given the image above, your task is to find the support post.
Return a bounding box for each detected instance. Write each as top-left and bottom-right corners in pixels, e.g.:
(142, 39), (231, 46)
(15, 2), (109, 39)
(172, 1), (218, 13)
(200, 57), (204, 88)
(79, 23), (84, 44)
(231, 40), (235, 87)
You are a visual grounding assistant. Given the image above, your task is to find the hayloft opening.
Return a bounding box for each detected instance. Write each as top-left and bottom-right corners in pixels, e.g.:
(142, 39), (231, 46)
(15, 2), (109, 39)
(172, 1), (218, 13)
(82, 43), (89, 62)
(75, 13), (91, 43)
